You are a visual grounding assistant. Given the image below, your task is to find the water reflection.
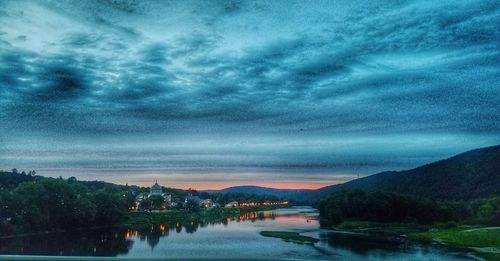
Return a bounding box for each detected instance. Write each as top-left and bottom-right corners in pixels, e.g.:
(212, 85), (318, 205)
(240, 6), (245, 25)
(321, 231), (408, 254)
(0, 210), (283, 256)
(126, 210), (283, 250)
(0, 228), (132, 256)
(0, 208), (471, 260)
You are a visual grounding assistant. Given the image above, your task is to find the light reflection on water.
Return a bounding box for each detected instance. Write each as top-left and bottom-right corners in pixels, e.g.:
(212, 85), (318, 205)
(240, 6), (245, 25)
(0, 207), (474, 260)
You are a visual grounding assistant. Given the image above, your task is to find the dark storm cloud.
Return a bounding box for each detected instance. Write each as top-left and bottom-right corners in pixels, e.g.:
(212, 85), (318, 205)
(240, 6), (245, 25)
(0, 0), (499, 186)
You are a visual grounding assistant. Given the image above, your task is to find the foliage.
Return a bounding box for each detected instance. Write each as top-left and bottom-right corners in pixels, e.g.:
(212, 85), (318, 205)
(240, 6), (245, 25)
(410, 227), (500, 248)
(319, 190), (500, 227)
(314, 145), (500, 201)
(0, 172), (130, 234)
(259, 231), (319, 244)
(93, 188), (127, 224)
(0, 170), (288, 236)
(127, 205), (281, 229)
(210, 192), (281, 205)
(0, 171), (38, 189)
(409, 227), (500, 260)
(140, 195), (165, 210)
(184, 199), (200, 212)
(469, 196), (500, 225)
(318, 190), (456, 226)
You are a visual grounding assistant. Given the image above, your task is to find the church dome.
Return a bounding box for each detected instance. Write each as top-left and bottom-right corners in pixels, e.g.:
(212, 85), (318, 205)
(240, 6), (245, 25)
(152, 180), (161, 190)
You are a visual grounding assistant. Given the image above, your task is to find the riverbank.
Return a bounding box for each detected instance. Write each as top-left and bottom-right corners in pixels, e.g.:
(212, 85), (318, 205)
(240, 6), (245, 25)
(408, 226), (500, 260)
(328, 221), (500, 260)
(0, 206), (284, 239)
(126, 205), (285, 228)
(0, 207), (474, 260)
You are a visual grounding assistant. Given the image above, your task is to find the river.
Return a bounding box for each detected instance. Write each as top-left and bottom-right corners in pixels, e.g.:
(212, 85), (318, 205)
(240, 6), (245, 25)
(0, 206), (476, 260)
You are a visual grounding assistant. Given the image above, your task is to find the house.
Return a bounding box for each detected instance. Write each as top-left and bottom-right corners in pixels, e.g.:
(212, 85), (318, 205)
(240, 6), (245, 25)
(200, 198), (213, 208)
(225, 201), (238, 208)
(164, 194), (172, 203)
(131, 181), (172, 210)
(184, 193), (201, 204)
(148, 180), (172, 203)
(133, 192), (148, 210)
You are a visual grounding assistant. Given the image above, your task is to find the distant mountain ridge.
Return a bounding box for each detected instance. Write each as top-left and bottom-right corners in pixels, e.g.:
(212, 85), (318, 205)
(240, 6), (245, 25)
(206, 145), (500, 201)
(204, 185), (312, 198)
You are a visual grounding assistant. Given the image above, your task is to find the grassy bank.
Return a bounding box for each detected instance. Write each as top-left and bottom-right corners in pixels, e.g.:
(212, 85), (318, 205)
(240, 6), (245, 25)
(409, 226), (500, 260)
(328, 221), (500, 260)
(125, 206), (283, 228)
(260, 231), (319, 245)
(334, 221), (429, 234)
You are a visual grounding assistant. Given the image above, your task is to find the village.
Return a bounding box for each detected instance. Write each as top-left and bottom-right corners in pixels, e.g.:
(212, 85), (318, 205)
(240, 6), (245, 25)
(130, 181), (289, 211)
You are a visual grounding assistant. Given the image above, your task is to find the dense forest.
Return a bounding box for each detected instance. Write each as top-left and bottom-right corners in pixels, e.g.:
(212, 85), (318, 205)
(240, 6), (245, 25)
(318, 190), (500, 227)
(204, 145), (500, 203)
(0, 171), (133, 234)
(0, 170), (291, 235)
(314, 145), (500, 201)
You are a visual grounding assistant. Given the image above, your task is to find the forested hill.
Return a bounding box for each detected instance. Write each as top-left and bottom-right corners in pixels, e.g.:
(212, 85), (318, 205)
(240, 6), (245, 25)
(208, 145), (500, 201)
(0, 170), (132, 192)
(205, 186), (311, 198)
(312, 145), (500, 200)
(3, 145), (499, 202)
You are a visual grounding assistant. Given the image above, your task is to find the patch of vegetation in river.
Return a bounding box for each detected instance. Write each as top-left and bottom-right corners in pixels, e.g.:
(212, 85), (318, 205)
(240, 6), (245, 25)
(259, 231), (319, 245)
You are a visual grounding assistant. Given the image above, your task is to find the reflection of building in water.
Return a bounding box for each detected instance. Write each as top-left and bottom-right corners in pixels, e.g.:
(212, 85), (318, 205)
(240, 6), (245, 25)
(123, 211), (282, 245)
(238, 201), (289, 207)
(237, 211), (278, 221)
(223, 201), (288, 208)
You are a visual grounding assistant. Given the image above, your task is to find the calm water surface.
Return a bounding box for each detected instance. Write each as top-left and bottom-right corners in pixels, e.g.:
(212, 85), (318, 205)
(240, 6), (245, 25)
(0, 207), (475, 260)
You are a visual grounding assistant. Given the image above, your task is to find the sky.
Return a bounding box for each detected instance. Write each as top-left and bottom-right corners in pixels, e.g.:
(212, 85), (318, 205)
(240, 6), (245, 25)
(0, 0), (499, 190)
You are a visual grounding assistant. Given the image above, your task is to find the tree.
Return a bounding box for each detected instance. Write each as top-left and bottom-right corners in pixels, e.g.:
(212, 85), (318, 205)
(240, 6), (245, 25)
(318, 190), (453, 226)
(149, 195), (165, 209)
(185, 199), (200, 212)
(93, 188), (127, 224)
(11, 182), (49, 231)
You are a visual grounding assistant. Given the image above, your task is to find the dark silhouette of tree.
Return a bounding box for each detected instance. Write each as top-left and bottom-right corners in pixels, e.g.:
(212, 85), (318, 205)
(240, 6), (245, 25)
(185, 199), (200, 212)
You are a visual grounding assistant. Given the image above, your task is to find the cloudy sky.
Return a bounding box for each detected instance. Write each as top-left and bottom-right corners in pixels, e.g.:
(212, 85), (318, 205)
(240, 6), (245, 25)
(0, 0), (499, 189)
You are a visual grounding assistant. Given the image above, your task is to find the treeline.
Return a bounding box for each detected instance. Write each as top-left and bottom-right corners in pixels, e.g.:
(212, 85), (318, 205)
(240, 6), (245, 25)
(210, 192), (282, 205)
(0, 170), (291, 235)
(318, 190), (500, 227)
(0, 173), (135, 235)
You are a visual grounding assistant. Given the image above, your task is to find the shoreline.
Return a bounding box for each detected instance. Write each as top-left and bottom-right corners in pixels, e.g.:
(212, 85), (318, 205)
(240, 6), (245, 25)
(321, 221), (499, 260)
(0, 205), (289, 239)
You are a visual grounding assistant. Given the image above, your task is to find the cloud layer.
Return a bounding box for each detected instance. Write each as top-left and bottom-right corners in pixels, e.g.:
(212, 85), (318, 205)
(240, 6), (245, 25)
(0, 0), (499, 188)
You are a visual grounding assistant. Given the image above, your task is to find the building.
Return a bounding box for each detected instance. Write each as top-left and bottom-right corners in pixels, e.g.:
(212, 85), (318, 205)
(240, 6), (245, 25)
(184, 193), (201, 204)
(149, 180), (163, 197)
(131, 181), (172, 210)
(164, 194), (172, 203)
(200, 198), (213, 208)
(225, 201), (238, 208)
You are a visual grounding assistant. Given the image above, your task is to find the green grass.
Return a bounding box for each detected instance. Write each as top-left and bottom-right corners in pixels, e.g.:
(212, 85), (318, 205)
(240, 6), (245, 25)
(334, 221), (428, 235)
(475, 252), (500, 261)
(409, 227), (500, 247)
(409, 227), (500, 260)
(259, 231), (319, 245)
(336, 221), (374, 229)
